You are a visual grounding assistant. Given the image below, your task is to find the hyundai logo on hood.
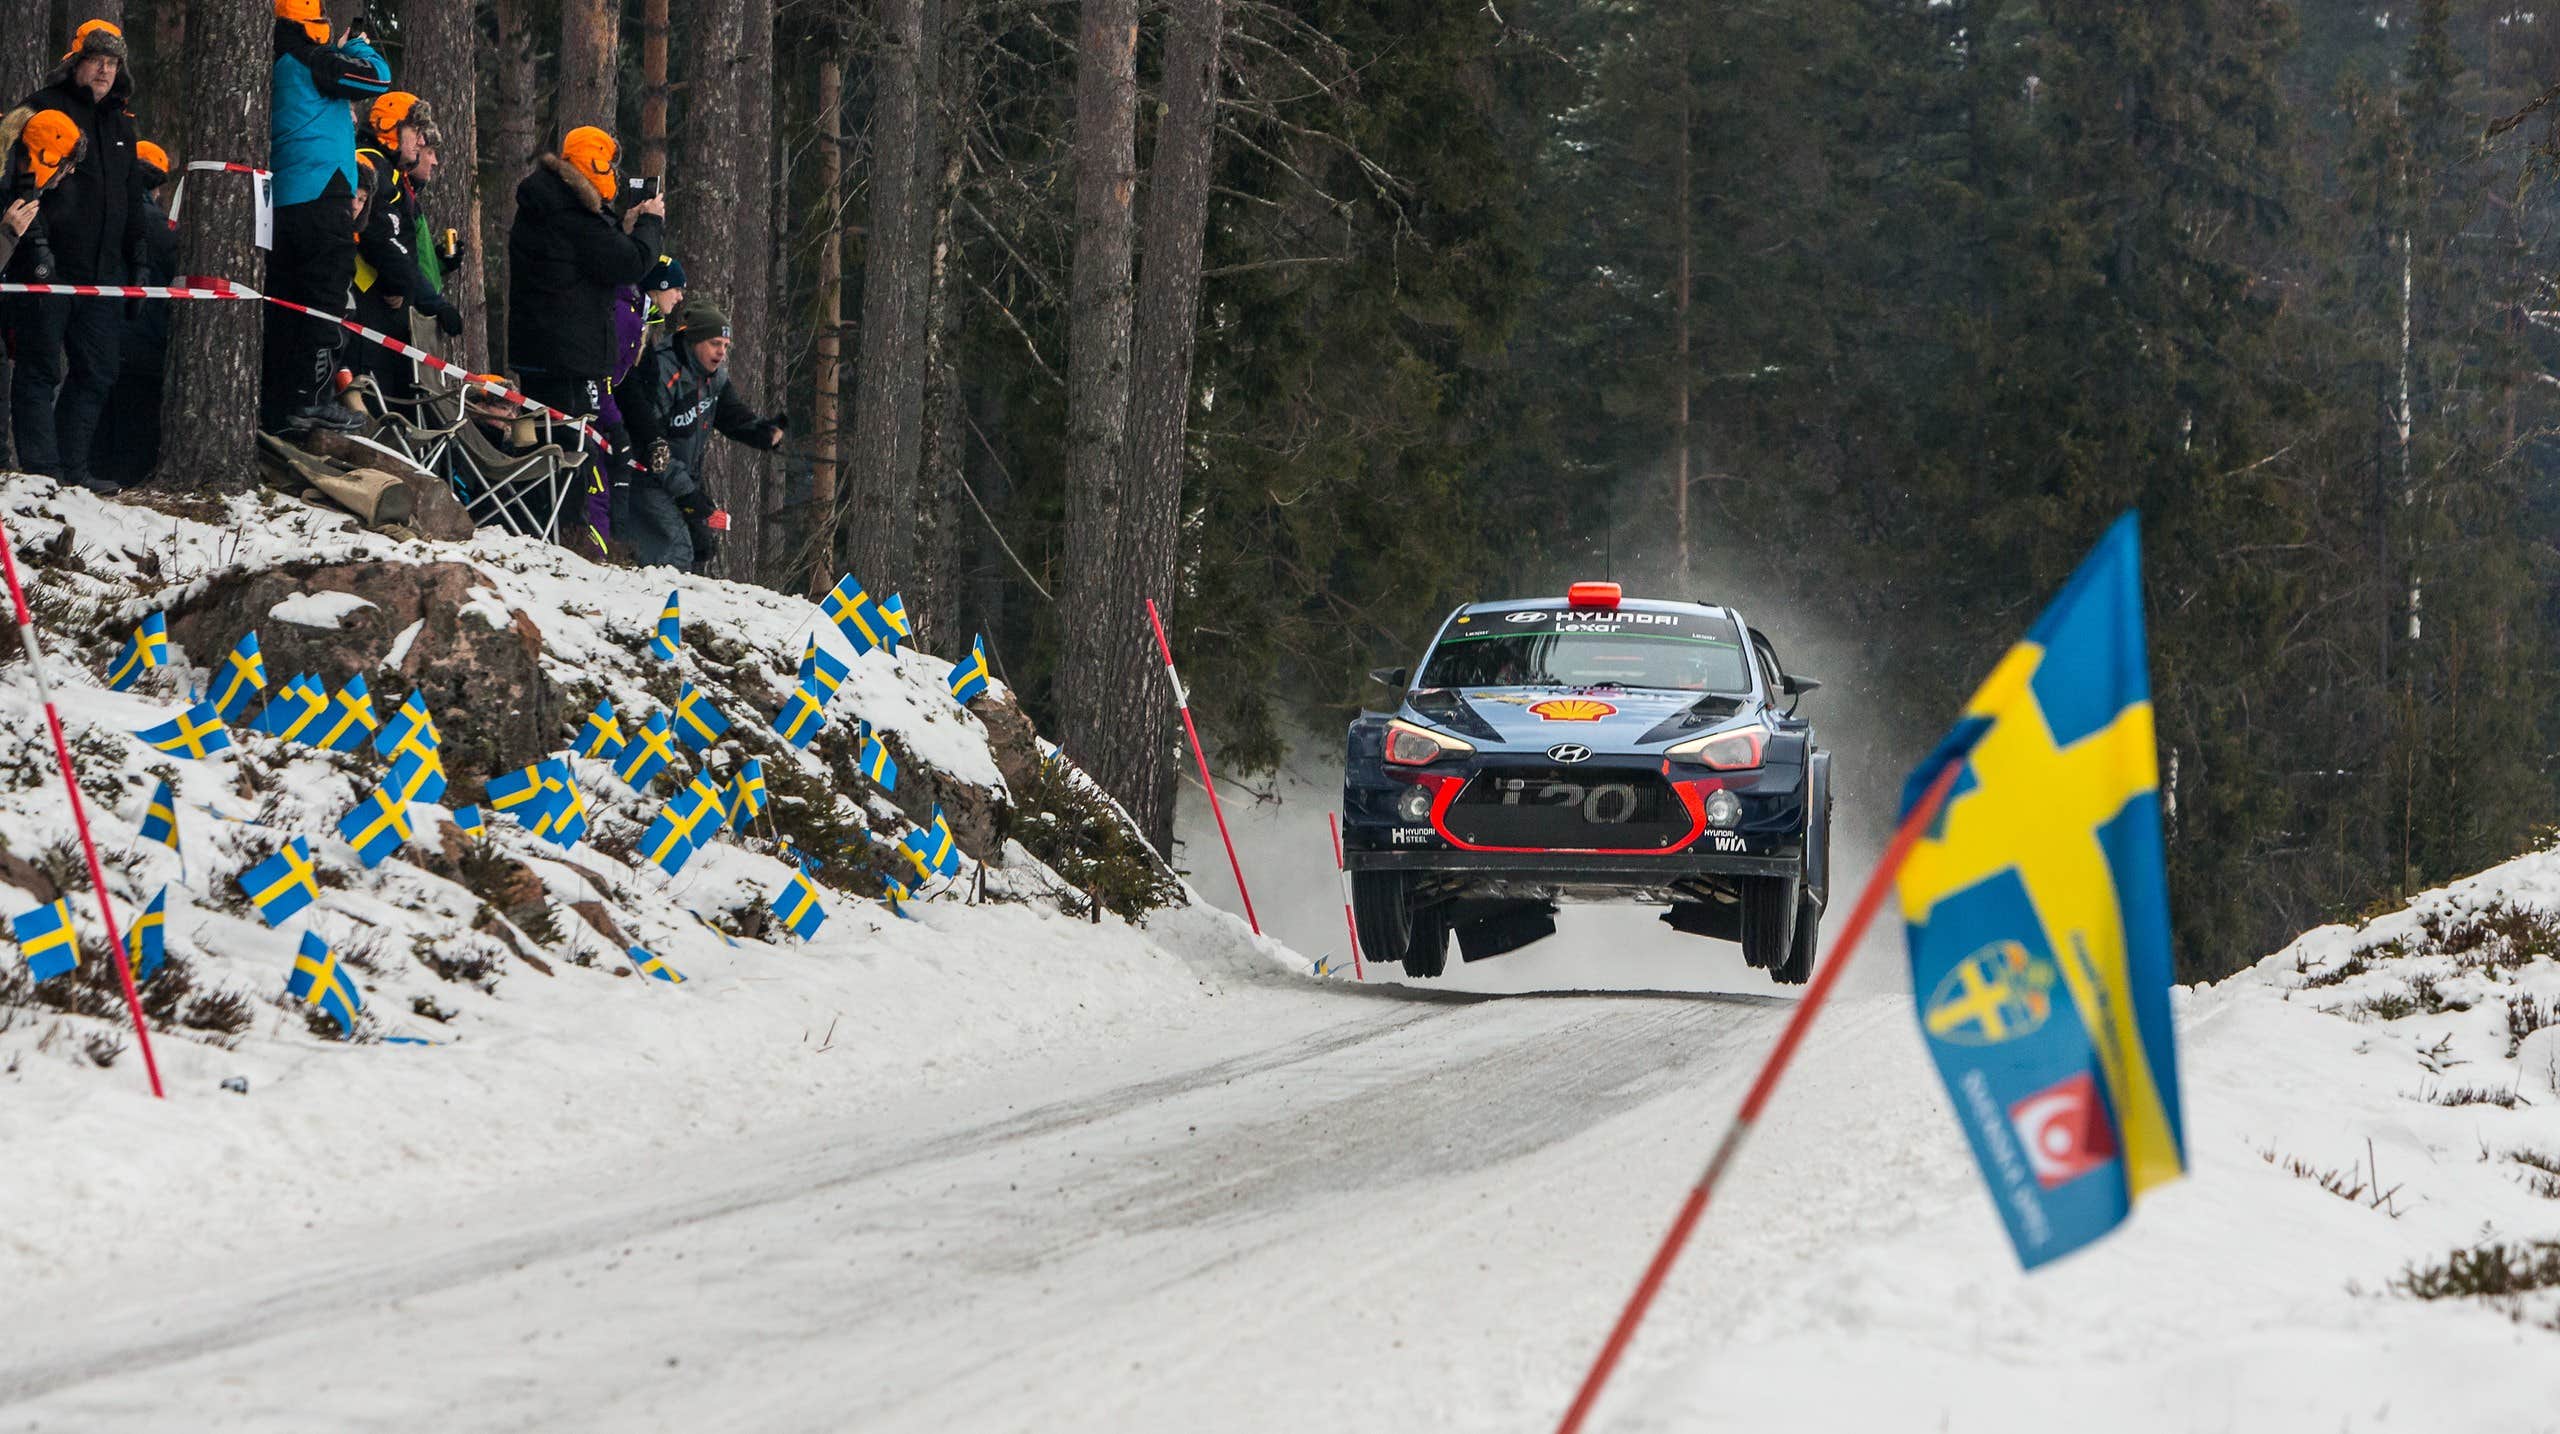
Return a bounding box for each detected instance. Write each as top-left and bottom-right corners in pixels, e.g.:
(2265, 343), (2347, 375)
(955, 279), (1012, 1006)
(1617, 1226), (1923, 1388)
(1546, 743), (1593, 764)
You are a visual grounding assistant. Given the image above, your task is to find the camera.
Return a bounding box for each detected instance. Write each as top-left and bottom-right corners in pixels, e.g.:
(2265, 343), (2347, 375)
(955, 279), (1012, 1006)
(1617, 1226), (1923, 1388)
(624, 175), (662, 203)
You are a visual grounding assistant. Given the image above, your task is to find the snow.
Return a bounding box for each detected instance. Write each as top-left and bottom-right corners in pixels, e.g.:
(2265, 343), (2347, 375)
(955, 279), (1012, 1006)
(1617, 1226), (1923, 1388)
(266, 590), (378, 629)
(3, 475), (2557, 1430)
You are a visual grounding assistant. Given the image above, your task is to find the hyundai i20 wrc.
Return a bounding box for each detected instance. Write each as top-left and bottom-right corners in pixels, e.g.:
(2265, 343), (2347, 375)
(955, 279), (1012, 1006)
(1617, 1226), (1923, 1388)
(1342, 583), (1831, 984)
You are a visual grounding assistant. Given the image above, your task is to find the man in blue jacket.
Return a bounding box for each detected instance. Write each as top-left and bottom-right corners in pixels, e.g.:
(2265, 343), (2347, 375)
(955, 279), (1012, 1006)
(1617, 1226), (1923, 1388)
(261, 0), (389, 435)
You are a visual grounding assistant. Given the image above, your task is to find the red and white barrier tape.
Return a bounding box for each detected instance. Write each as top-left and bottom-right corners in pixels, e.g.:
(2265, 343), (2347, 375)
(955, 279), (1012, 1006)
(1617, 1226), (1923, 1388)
(0, 278), (256, 301)
(185, 161), (270, 176)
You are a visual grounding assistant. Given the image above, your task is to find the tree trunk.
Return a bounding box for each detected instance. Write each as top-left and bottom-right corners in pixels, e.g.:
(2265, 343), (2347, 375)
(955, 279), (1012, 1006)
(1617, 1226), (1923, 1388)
(729, 0), (777, 581)
(0, 0), (45, 466)
(152, 0), (264, 490)
(1672, 25), (1691, 583)
(807, 51), (844, 592)
(674, 0), (775, 580)
(913, 121), (967, 650)
(1109, 0), (1223, 848)
(84, 1), (123, 34)
(488, 0), (540, 374)
(841, 0), (929, 595)
(639, 0), (670, 177)
(403, 0), (488, 370)
(1054, 0), (1143, 833)
(557, 0), (620, 137)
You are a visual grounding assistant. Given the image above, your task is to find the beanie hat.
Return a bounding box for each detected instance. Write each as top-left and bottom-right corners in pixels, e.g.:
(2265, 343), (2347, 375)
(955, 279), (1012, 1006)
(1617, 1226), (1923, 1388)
(676, 297), (732, 342)
(273, 0), (329, 45)
(645, 254), (687, 292)
(560, 126), (619, 201)
(369, 93), (443, 150)
(134, 139), (169, 184)
(62, 18), (130, 66)
(19, 110), (87, 191)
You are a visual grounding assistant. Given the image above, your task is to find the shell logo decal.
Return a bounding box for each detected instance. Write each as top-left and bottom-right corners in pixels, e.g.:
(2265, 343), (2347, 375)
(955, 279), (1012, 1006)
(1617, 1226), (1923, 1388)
(1528, 698), (1617, 723)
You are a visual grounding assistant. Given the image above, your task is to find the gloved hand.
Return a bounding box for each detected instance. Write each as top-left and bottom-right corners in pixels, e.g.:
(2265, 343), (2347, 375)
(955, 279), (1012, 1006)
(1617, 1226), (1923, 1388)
(433, 301), (464, 337)
(647, 439), (672, 477)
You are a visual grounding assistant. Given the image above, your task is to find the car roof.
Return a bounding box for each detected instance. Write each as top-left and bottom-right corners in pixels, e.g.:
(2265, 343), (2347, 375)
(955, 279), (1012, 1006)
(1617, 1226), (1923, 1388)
(1454, 596), (1739, 623)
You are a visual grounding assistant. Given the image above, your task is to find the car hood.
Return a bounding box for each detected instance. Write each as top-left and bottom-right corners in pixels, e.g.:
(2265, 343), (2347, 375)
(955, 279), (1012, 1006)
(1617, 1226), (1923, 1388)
(1409, 686), (1745, 752)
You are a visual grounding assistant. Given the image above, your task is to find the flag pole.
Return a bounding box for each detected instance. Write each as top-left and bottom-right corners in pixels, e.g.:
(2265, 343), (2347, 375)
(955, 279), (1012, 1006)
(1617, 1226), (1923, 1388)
(1145, 598), (1260, 936)
(1327, 812), (1364, 981)
(0, 513), (167, 1099)
(1551, 762), (1962, 1434)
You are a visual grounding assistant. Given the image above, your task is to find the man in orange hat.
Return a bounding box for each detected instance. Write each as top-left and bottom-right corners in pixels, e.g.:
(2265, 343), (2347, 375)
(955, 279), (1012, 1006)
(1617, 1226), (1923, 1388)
(98, 139), (179, 487)
(262, 0), (391, 436)
(2, 20), (148, 494)
(352, 92), (460, 411)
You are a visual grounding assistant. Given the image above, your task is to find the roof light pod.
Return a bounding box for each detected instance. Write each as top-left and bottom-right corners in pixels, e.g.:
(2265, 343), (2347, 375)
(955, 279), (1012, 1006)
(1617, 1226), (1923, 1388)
(1567, 581), (1622, 609)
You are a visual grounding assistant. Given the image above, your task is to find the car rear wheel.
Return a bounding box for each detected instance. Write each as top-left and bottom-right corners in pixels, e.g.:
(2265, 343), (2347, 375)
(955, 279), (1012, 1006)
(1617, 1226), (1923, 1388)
(1352, 869), (1451, 978)
(1739, 874), (1799, 976)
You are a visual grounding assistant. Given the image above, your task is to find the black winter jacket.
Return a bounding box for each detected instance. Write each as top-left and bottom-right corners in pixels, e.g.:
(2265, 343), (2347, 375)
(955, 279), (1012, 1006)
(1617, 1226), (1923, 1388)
(505, 154), (662, 380)
(10, 61), (145, 284)
(623, 332), (776, 501)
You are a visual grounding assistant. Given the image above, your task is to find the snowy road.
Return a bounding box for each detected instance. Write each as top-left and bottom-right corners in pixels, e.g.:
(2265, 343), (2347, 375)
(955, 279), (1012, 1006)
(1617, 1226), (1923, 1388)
(0, 973), (1804, 1433)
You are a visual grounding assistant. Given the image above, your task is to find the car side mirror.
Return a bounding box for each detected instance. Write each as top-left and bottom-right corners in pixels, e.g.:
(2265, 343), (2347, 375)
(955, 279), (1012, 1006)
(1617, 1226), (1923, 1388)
(1369, 666), (1409, 690)
(1783, 673), (1822, 697)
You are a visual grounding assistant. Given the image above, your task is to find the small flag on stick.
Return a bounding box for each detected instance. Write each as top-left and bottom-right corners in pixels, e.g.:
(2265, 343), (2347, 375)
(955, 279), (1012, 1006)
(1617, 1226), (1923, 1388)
(238, 837), (321, 927)
(106, 612), (168, 691)
(211, 632), (266, 722)
(288, 930), (364, 1038)
(136, 701), (234, 759)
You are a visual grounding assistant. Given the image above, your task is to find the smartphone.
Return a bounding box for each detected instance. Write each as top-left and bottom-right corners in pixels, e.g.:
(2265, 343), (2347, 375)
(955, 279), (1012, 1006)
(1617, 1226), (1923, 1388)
(625, 175), (662, 203)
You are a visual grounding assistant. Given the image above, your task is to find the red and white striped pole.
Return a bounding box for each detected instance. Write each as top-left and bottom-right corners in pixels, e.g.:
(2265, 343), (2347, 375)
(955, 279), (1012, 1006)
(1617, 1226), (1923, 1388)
(1327, 812), (1364, 981)
(1145, 598), (1260, 936)
(1551, 762), (1961, 1434)
(0, 517), (167, 1099)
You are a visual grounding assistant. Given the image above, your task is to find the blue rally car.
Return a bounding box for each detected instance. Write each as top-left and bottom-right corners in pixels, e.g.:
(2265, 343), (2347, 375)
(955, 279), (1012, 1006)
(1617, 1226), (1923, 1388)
(1342, 583), (1830, 983)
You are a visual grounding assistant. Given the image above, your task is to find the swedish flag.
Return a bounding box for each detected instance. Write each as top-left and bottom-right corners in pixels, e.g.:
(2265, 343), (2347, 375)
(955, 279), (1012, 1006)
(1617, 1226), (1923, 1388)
(106, 611), (168, 692)
(1896, 514), (2186, 1271)
(648, 590), (682, 661)
(453, 805), (486, 840)
(238, 837), (321, 928)
(311, 675), (378, 752)
(673, 683), (730, 752)
(882, 592), (911, 647)
(639, 776), (724, 876)
(289, 930), (364, 1038)
(388, 746), (448, 806)
(577, 697), (626, 760)
(771, 688), (826, 749)
(211, 631), (266, 722)
(797, 636), (849, 700)
(11, 899), (80, 983)
(727, 757), (767, 834)
(486, 760), (557, 820)
(947, 635), (991, 705)
(770, 870), (827, 940)
(529, 766), (589, 849)
(126, 885), (168, 983)
(136, 701), (234, 759)
(822, 574), (894, 655)
(615, 711), (678, 791)
(882, 874), (915, 921)
(253, 675), (328, 741)
(337, 783), (413, 868)
(630, 945), (685, 983)
(689, 908), (740, 948)
(859, 731), (898, 792)
(374, 689), (441, 764)
(903, 807), (960, 878)
(139, 777), (181, 854)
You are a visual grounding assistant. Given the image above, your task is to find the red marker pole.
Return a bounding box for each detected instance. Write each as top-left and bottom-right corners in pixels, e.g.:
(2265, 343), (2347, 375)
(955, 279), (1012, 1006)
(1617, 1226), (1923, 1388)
(1327, 812), (1364, 981)
(1145, 598), (1260, 936)
(1551, 763), (1961, 1434)
(0, 515), (166, 1099)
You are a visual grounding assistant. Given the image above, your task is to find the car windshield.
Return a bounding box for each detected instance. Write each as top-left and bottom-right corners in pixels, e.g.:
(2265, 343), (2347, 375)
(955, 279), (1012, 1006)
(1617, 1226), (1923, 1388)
(1420, 610), (1753, 694)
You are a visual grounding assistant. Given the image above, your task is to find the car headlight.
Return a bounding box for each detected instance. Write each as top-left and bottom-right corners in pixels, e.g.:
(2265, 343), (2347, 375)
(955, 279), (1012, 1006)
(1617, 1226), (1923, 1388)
(1384, 718), (1474, 766)
(1666, 726), (1764, 770)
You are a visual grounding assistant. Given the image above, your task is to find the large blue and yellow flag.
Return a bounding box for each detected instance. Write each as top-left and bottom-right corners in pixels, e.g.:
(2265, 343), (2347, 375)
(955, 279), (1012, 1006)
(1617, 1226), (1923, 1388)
(1897, 513), (2186, 1270)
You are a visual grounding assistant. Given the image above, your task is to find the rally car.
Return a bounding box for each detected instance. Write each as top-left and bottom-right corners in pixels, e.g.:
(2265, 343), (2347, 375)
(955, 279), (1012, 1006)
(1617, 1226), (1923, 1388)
(1342, 583), (1830, 984)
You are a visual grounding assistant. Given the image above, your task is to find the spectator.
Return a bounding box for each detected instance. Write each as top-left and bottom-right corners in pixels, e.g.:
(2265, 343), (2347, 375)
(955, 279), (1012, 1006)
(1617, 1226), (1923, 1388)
(506, 125), (663, 540)
(594, 253), (685, 555)
(0, 110), (81, 284)
(263, 0), (390, 436)
(352, 93), (460, 411)
(620, 297), (783, 573)
(97, 139), (178, 487)
(2, 21), (146, 495)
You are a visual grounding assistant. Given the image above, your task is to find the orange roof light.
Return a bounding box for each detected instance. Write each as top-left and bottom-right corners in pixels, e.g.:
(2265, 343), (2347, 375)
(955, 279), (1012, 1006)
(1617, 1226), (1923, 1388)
(1567, 581), (1622, 609)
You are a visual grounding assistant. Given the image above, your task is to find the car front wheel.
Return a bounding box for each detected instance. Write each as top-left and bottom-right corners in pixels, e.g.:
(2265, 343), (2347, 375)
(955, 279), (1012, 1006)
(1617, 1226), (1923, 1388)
(1352, 868), (1449, 978)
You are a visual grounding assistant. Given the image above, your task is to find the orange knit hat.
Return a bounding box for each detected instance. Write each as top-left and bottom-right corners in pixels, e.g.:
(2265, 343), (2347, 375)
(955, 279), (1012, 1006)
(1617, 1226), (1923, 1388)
(560, 126), (618, 201)
(19, 110), (85, 190)
(134, 139), (169, 183)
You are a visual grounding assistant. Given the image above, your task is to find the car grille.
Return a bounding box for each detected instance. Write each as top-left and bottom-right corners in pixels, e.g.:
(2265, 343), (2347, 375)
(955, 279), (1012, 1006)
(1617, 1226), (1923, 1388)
(1442, 767), (1694, 850)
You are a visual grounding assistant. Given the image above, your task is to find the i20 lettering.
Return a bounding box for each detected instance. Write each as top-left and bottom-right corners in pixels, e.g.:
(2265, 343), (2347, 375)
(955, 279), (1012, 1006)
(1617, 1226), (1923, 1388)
(1495, 778), (1638, 824)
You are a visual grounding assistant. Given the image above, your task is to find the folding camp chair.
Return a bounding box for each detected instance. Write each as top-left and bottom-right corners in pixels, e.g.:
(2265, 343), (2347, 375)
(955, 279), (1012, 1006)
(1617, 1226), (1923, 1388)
(346, 373), (467, 480)
(440, 385), (582, 541)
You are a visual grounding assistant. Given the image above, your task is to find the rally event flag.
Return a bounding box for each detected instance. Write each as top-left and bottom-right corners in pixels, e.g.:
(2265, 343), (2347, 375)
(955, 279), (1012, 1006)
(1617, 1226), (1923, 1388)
(312, 674), (379, 752)
(11, 899), (80, 983)
(947, 635), (991, 705)
(453, 805), (487, 839)
(858, 731), (898, 792)
(673, 683), (730, 752)
(126, 886), (168, 984)
(615, 711), (678, 791)
(238, 837), (322, 927)
(1896, 513), (2187, 1270)
(770, 870), (827, 940)
(798, 636), (849, 700)
(138, 777), (181, 854)
(822, 574), (894, 655)
(253, 675), (328, 741)
(771, 688), (826, 749)
(727, 757), (767, 834)
(289, 930), (364, 1038)
(577, 697), (626, 760)
(630, 945), (685, 983)
(648, 590), (682, 661)
(106, 611), (168, 692)
(337, 783), (414, 868)
(211, 631), (267, 722)
(136, 701), (234, 759)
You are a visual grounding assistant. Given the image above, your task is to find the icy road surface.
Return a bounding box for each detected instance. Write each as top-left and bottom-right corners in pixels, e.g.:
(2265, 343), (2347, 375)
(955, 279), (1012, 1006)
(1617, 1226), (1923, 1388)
(0, 975), (1802, 1433)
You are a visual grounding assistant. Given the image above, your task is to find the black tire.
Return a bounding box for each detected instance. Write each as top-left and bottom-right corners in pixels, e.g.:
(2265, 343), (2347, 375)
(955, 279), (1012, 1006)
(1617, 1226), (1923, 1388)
(1773, 890), (1821, 986)
(1739, 874), (1799, 974)
(1351, 869), (1451, 978)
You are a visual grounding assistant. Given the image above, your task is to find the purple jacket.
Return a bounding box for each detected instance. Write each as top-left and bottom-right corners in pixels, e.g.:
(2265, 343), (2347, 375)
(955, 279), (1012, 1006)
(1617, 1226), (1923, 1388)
(597, 284), (649, 429)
